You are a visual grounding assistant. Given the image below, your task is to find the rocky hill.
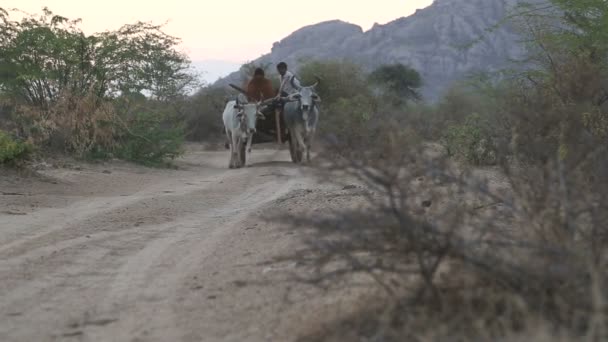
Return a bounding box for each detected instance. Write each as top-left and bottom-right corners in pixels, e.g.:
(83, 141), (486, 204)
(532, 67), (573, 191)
(215, 0), (526, 100)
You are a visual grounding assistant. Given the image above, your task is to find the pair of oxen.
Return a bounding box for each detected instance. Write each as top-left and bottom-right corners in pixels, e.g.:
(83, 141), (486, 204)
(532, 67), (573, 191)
(222, 77), (321, 168)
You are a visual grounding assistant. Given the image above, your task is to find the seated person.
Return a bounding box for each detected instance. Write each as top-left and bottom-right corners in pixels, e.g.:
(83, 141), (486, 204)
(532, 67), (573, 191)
(242, 68), (280, 143)
(246, 68), (274, 102)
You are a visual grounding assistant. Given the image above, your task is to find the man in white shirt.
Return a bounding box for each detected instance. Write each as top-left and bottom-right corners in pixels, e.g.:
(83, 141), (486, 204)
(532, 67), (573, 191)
(271, 62), (301, 144)
(276, 62), (301, 97)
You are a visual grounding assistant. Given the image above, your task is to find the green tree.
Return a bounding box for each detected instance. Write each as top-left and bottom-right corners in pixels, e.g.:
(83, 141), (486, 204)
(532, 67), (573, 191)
(552, 0), (608, 53)
(298, 60), (373, 108)
(368, 63), (422, 105)
(0, 7), (196, 106)
(510, 0), (608, 161)
(297, 60), (377, 145)
(0, 7), (195, 165)
(185, 86), (231, 140)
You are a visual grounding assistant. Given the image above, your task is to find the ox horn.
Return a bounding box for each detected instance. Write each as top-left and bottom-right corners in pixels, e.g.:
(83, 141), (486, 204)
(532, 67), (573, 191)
(310, 75), (321, 88)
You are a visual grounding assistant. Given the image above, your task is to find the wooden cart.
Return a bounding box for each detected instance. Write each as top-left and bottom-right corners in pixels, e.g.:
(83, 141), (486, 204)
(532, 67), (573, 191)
(229, 84), (301, 163)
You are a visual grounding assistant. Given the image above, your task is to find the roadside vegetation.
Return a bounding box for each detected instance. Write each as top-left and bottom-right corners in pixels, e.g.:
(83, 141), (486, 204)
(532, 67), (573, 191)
(0, 6), (425, 167)
(0, 7), (196, 166)
(277, 1), (608, 341)
(3, 2), (608, 340)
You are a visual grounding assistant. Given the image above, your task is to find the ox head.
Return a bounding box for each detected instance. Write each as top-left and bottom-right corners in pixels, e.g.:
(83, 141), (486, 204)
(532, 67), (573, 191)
(234, 97), (266, 135)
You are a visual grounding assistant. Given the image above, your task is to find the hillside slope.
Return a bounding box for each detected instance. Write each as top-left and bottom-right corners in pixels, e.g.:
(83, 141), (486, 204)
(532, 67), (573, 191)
(215, 0), (525, 100)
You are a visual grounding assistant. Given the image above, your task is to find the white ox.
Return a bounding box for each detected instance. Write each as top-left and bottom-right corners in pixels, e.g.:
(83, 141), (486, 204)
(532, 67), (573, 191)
(283, 77), (321, 163)
(222, 96), (264, 168)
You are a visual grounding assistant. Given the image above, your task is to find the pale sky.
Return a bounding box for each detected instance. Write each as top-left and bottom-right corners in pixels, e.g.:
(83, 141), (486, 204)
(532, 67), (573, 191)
(3, 0), (433, 64)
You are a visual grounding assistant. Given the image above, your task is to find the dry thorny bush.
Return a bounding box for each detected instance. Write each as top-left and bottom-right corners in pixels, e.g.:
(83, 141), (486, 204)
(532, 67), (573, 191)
(12, 89), (117, 157)
(273, 108), (608, 340)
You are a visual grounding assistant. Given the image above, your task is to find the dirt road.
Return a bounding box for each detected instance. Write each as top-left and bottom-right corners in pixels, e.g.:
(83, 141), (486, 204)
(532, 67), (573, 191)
(0, 147), (368, 342)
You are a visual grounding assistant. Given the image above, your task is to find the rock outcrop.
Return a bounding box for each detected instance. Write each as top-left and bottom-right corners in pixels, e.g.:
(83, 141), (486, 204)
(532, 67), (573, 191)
(215, 0), (526, 100)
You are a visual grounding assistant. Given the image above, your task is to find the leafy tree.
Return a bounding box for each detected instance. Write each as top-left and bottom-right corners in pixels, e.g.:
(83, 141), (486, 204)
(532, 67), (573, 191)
(0, 7), (196, 106)
(368, 63), (422, 104)
(296, 60), (378, 145)
(185, 86), (231, 140)
(552, 0), (608, 54)
(298, 60), (373, 108)
(96, 22), (197, 101)
(0, 7), (196, 165)
(500, 1), (608, 165)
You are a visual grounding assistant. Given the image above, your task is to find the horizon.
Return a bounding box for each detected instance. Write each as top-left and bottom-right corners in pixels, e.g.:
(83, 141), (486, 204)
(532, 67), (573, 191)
(3, 1), (434, 82)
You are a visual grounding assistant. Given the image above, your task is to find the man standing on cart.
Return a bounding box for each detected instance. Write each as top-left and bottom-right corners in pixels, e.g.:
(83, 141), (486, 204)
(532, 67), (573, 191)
(272, 62), (301, 143)
(276, 62), (301, 97)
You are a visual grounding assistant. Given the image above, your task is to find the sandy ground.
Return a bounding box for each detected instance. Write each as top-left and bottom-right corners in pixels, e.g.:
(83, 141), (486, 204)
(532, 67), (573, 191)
(0, 145), (374, 342)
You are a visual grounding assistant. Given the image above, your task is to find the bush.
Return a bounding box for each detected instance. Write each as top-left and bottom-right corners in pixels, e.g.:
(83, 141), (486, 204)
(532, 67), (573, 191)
(282, 108), (608, 340)
(298, 60), (373, 108)
(115, 111), (184, 166)
(297, 60), (379, 148)
(9, 92), (185, 166)
(368, 63), (422, 104)
(51, 92), (116, 156)
(583, 108), (608, 138)
(280, 4), (608, 339)
(321, 95), (375, 141)
(0, 7), (193, 166)
(442, 113), (498, 166)
(270, 2), (608, 340)
(0, 130), (31, 164)
(185, 87), (231, 141)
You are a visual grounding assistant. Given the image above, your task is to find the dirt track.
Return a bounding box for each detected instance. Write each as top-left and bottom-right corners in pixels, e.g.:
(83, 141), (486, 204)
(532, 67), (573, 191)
(0, 146), (370, 342)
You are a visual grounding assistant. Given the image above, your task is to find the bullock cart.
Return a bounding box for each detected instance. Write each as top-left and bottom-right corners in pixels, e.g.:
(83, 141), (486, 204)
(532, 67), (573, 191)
(228, 78), (320, 164)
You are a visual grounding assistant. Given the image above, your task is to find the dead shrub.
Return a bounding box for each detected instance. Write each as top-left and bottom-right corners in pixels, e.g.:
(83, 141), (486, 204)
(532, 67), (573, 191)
(277, 104), (608, 339)
(12, 90), (117, 157)
(10, 88), (184, 165)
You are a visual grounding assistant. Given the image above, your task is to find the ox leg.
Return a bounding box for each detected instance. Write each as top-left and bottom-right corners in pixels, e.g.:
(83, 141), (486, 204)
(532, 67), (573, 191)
(294, 127), (306, 164)
(246, 134), (253, 154)
(235, 137), (244, 168)
(226, 129), (235, 169)
(308, 130), (316, 162)
(304, 134), (313, 163)
(224, 126), (230, 150)
(230, 133), (240, 169)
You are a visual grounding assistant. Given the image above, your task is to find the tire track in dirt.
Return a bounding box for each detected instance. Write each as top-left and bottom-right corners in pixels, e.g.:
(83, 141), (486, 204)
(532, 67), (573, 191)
(0, 149), (313, 342)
